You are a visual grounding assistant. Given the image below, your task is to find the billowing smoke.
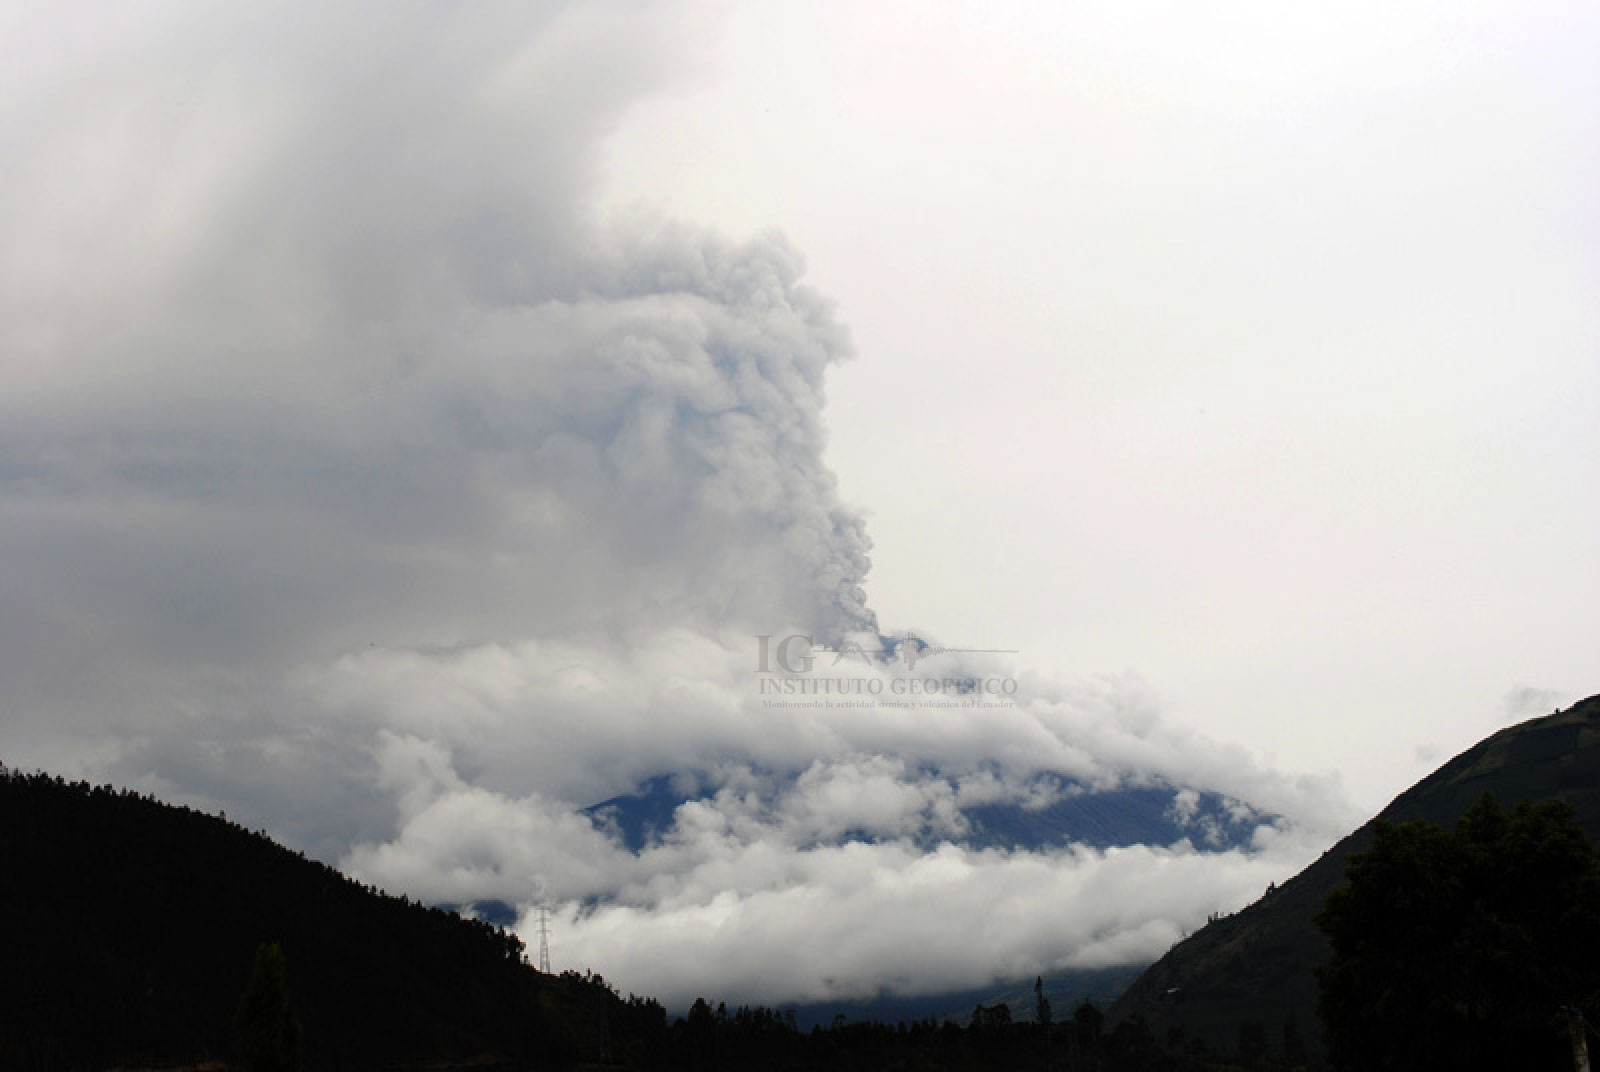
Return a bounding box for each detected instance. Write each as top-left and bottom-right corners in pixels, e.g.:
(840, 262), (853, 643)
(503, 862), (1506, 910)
(0, 2), (1355, 1008)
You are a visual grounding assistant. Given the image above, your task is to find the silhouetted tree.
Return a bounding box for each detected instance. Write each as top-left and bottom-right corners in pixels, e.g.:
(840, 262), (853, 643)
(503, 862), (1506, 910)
(1073, 999), (1104, 1049)
(1317, 793), (1600, 1071)
(234, 942), (303, 1072)
(1235, 1019), (1266, 1066)
(1282, 1010), (1307, 1068)
(970, 1001), (1012, 1031)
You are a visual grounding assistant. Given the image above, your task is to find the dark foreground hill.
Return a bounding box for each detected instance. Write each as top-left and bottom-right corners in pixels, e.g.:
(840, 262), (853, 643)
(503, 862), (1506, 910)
(1109, 692), (1600, 1066)
(0, 766), (657, 1071)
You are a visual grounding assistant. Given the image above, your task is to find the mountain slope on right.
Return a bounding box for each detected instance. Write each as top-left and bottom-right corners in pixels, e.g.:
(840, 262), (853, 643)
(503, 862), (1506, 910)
(1109, 692), (1600, 1066)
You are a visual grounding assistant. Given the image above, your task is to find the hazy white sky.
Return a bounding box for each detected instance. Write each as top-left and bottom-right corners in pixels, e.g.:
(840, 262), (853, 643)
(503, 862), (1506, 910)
(601, 0), (1600, 812)
(1, 0), (1595, 1006)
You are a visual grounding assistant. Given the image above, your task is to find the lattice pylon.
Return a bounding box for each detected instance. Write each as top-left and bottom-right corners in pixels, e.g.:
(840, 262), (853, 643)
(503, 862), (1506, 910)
(536, 904), (552, 974)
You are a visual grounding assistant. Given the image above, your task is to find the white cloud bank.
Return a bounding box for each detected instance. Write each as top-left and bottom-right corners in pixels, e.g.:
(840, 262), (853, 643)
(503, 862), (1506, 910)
(0, 1), (1360, 1006)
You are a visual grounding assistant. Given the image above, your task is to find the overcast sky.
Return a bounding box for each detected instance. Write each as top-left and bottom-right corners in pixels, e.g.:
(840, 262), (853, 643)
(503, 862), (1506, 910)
(2, 1), (1596, 1008)
(603, 0), (1600, 806)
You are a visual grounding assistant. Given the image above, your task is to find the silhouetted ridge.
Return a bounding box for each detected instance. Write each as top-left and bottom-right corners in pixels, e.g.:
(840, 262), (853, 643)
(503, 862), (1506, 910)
(0, 767), (593, 1069)
(1109, 693), (1600, 1067)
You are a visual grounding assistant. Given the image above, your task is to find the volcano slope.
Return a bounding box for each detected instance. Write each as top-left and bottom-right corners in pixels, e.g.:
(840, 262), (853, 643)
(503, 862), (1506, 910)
(1109, 693), (1600, 1065)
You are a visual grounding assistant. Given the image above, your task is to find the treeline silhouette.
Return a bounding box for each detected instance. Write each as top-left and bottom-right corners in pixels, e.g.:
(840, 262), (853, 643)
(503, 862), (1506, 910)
(648, 995), (1236, 1071)
(590, 979), (1311, 1071)
(0, 766), (555, 1069)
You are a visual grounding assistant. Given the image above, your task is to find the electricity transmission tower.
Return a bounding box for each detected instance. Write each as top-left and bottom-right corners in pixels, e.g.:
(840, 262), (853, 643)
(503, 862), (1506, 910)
(536, 904), (552, 974)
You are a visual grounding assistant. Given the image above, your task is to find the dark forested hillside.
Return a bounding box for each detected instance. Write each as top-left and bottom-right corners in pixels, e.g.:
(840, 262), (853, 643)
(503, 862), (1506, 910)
(0, 766), (653, 1070)
(1109, 693), (1600, 1066)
